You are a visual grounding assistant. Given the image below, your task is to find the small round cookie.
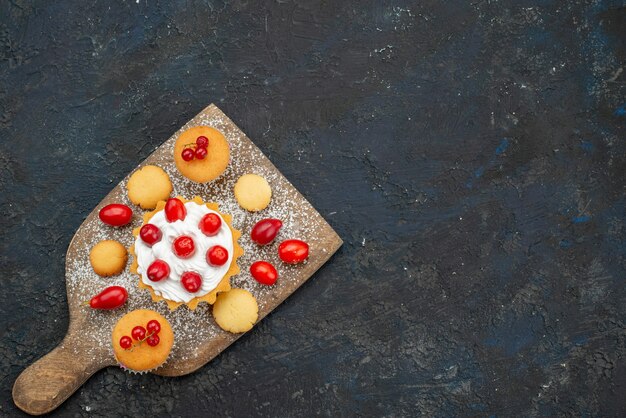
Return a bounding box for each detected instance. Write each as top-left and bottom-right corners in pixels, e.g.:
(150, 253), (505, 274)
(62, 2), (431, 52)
(174, 126), (230, 183)
(90, 240), (128, 277)
(127, 165), (173, 209)
(112, 309), (174, 373)
(234, 174), (272, 212)
(212, 288), (258, 333)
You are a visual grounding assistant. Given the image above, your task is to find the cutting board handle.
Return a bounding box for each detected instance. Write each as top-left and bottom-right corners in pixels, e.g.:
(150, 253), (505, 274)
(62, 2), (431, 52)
(13, 333), (106, 416)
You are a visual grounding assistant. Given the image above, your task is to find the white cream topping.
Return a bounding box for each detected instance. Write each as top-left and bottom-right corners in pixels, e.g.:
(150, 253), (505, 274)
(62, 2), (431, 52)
(134, 202), (234, 303)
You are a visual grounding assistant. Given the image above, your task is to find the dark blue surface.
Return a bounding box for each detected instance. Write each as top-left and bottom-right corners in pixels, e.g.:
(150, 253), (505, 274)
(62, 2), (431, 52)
(1, 0), (625, 416)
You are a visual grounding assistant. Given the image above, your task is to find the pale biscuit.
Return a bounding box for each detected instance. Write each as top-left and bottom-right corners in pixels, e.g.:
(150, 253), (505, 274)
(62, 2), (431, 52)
(127, 165), (172, 209)
(174, 126), (230, 183)
(89, 240), (128, 276)
(212, 288), (258, 333)
(233, 174), (272, 212)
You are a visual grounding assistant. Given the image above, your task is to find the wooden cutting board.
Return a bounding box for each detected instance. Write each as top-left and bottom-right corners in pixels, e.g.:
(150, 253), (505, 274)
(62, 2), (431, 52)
(12, 104), (342, 416)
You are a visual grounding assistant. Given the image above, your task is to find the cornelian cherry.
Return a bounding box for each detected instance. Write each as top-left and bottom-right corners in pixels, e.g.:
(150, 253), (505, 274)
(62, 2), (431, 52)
(250, 261), (278, 286)
(173, 236), (195, 258)
(181, 271), (202, 293)
(88, 286), (128, 310)
(146, 319), (161, 335)
(147, 259), (170, 282)
(165, 198), (186, 222)
(146, 334), (160, 347)
(181, 148), (195, 161)
(119, 336), (132, 349)
(140, 224), (162, 246)
(278, 239), (309, 264)
(250, 218), (283, 245)
(207, 245), (228, 266)
(199, 213), (222, 236)
(99, 204), (133, 227)
(196, 136), (209, 148)
(131, 326), (146, 341)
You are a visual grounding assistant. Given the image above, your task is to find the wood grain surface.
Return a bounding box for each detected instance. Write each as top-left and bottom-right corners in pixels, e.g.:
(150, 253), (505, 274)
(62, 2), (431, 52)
(12, 104), (342, 415)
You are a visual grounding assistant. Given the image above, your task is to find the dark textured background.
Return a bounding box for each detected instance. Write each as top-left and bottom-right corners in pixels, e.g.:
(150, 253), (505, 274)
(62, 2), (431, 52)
(1, 0), (625, 416)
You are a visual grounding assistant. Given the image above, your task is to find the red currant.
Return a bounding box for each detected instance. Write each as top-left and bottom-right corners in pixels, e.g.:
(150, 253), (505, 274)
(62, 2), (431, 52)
(165, 198), (186, 222)
(181, 271), (202, 293)
(196, 136), (209, 148)
(119, 336), (132, 349)
(146, 334), (160, 347)
(198, 213), (222, 236)
(207, 245), (229, 266)
(147, 259), (170, 282)
(140, 224), (162, 246)
(173, 235), (195, 258)
(195, 146), (208, 160)
(131, 325), (146, 341)
(181, 148), (195, 161)
(146, 319), (161, 335)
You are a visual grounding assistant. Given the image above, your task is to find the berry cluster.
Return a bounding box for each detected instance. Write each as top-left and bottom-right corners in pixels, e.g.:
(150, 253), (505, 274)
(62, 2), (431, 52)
(247, 218), (309, 287)
(119, 319), (162, 349)
(146, 241), (229, 292)
(181, 135), (209, 161)
(140, 198), (231, 294)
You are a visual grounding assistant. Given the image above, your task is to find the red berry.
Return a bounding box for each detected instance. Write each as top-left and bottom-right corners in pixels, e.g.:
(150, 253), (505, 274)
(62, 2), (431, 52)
(131, 326), (146, 341)
(199, 213), (222, 236)
(173, 235), (195, 258)
(140, 224), (162, 246)
(146, 334), (160, 347)
(250, 261), (278, 286)
(278, 239), (309, 264)
(99, 204), (133, 227)
(181, 271), (202, 293)
(146, 320), (161, 335)
(207, 245), (229, 266)
(147, 259), (170, 282)
(89, 286), (128, 310)
(196, 136), (209, 148)
(181, 148), (195, 161)
(195, 146), (207, 160)
(119, 336), (132, 349)
(165, 198), (186, 222)
(250, 218), (283, 245)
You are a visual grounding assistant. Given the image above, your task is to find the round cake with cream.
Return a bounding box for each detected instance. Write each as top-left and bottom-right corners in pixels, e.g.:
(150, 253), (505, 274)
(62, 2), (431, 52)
(130, 196), (243, 310)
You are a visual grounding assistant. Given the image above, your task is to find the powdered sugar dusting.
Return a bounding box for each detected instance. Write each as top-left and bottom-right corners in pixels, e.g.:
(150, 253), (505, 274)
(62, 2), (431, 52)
(64, 105), (340, 373)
